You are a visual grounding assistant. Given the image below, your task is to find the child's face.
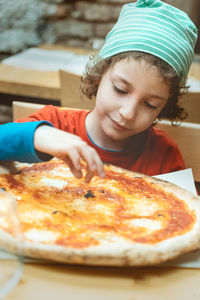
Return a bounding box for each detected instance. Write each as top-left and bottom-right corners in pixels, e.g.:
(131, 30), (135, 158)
(91, 58), (170, 147)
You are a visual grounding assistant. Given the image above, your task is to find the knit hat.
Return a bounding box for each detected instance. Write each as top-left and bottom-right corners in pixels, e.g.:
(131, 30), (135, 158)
(99, 0), (198, 82)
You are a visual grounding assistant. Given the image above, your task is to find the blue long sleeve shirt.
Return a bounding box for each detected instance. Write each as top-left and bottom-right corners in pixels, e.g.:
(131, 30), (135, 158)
(0, 121), (53, 163)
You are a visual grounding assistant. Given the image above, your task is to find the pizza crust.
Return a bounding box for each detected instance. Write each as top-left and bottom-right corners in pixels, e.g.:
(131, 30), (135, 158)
(0, 160), (200, 266)
(0, 222), (200, 266)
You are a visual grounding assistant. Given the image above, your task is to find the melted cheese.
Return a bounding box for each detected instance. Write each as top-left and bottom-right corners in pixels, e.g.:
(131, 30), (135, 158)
(24, 229), (59, 243)
(39, 178), (68, 189)
(20, 209), (50, 222)
(127, 219), (162, 231)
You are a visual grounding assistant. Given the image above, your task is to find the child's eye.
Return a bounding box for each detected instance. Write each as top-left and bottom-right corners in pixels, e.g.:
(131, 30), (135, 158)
(113, 85), (128, 94)
(144, 102), (158, 110)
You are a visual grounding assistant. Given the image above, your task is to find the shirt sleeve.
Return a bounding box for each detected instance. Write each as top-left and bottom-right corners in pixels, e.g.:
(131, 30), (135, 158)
(0, 121), (53, 163)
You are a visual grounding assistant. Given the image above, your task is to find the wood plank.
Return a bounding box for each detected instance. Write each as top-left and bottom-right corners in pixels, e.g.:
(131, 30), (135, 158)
(0, 64), (60, 100)
(3, 261), (200, 300)
(157, 120), (200, 182)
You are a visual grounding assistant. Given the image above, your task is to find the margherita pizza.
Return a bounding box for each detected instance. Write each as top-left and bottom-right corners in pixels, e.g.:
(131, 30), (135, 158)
(0, 159), (200, 266)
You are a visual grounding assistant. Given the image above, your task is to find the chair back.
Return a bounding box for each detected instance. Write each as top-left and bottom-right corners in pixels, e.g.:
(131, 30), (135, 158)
(12, 101), (45, 121)
(156, 120), (200, 182)
(59, 70), (95, 110)
(181, 92), (200, 123)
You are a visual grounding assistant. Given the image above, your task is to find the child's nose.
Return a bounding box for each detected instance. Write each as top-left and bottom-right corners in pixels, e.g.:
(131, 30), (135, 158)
(119, 98), (139, 120)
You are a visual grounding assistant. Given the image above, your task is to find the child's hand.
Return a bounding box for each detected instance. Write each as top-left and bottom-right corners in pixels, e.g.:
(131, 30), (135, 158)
(34, 125), (105, 182)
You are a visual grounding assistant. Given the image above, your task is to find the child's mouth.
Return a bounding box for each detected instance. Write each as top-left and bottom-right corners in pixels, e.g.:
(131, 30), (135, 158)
(110, 118), (129, 131)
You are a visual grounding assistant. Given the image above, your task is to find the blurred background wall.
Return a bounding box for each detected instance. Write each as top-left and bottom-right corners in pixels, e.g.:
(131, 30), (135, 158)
(0, 0), (199, 58)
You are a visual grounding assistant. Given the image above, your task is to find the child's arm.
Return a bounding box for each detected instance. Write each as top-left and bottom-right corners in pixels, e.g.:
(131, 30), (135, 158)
(0, 121), (52, 163)
(0, 121), (104, 182)
(34, 125), (105, 182)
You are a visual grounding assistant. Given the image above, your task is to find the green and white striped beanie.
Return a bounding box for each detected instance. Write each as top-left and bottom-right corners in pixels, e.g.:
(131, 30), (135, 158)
(99, 0), (198, 82)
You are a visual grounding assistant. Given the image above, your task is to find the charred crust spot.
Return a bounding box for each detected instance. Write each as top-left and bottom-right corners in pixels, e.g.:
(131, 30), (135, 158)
(52, 210), (69, 217)
(84, 190), (95, 198)
(0, 187), (6, 191)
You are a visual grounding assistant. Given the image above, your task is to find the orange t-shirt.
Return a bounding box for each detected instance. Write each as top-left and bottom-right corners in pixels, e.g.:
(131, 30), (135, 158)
(16, 105), (185, 176)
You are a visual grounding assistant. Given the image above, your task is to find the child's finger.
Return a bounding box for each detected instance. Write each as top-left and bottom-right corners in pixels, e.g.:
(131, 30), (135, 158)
(84, 170), (94, 183)
(62, 151), (83, 179)
(93, 151), (105, 178)
(79, 146), (105, 180)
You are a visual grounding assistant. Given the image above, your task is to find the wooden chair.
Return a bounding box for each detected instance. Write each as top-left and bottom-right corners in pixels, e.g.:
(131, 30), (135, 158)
(59, 69), (95, 110)
(12, 101), (45, 121)
(156, 120), (200, 184)
(12, 101), (80, 121)
(180, 92), (200, 123)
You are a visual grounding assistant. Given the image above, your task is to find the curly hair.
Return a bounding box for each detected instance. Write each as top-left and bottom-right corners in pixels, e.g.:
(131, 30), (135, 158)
(81, 51), (189, 124)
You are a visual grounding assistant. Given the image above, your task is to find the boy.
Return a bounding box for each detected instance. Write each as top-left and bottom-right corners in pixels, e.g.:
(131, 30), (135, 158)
(0, 0), (198, 182)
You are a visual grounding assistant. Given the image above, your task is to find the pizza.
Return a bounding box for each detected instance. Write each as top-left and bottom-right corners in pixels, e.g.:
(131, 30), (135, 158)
(0, 159), (200, 266)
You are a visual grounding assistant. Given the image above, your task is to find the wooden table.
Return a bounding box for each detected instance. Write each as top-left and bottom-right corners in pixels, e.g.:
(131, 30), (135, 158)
(0, 64), (60, 101)
(0, 45), (92, 104)
(2, 260), (200, 300)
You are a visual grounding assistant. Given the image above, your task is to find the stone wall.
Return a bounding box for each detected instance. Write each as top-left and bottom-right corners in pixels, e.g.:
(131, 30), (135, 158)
(0, 0), (199, 55)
